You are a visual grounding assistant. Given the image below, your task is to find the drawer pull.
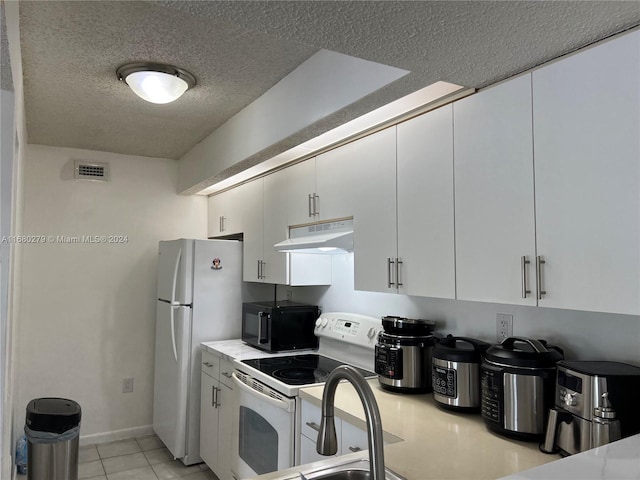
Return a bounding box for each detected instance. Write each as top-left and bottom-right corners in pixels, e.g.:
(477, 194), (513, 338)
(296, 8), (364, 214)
(203, 362), (213, 368)
(221, 371), (232, 379)
(348, 446), (362, 452)
(305, 421), (320, 432)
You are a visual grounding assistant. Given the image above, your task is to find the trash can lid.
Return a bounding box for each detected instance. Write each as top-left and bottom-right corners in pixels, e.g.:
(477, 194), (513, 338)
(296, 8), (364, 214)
(26, 398), (81, 434)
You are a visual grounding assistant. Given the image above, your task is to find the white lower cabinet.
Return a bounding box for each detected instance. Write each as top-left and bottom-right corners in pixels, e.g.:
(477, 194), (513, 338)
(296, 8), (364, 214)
(298, 399), (371, 465)
(200, 351), (236, 480)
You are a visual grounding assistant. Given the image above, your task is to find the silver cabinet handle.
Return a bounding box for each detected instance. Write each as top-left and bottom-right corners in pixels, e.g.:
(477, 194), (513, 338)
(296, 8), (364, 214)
(348, 446), (362, 453)
(257, 260), (266, 279)
(221, 371), (232, 379)
(212, 385), (217, 408)
(308, 194), (314, 218)
(305, 421), (320, 432)
(387, 258), (395, 288)
(396, 258), (403, 287)
(203, 361), (213, 368)
(219, 216), (226, 232)
(536, 256), (546, 300)
(521, 256), (531, 298)
(313, 194), (320, 216)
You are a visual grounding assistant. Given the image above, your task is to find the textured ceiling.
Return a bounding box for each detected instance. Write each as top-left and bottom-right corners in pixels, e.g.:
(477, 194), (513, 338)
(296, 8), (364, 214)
(1, 1), (13, 92)
(15, 1), (640, 161)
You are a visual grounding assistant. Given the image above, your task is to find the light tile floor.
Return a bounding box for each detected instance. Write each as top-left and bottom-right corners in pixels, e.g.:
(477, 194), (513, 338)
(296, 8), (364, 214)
(78, 435), (218, 480)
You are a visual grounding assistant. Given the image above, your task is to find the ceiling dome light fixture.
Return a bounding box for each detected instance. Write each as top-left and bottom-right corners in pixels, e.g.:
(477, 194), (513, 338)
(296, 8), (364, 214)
(116, 62), (196, 104)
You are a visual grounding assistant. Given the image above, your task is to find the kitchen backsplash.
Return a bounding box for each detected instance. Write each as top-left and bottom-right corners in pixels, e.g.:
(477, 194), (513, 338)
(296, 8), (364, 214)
(292, 254), (640, 365)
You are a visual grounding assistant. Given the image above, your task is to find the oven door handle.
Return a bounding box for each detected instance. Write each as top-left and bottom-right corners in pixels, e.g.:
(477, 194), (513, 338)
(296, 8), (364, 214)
(232, 372), (295, 412)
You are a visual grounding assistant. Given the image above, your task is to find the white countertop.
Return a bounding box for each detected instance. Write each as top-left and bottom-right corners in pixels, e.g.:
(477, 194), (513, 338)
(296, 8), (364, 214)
(498, 434), (640, 480)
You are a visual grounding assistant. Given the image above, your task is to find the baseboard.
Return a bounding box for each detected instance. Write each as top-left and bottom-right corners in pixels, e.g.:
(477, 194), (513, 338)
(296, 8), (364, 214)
(79, 425), (154, 446)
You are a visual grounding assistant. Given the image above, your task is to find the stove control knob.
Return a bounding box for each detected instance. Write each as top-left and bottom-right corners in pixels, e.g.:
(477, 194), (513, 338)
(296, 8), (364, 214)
(321, 318), (329, 328)
(564, 393), (577, 407)
(367, 327), (377, 339)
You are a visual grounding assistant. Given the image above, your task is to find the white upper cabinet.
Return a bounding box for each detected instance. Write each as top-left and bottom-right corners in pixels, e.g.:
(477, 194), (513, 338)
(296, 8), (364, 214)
(396, 105), (455, 299)
(243, 171), (331, 286)
(262, 170), (290, 285)
(454, 74), (537, 306)
(241, 173), (290, 285)
(241, 178), (266, 283)
(286, 158), (317, 226)
(207, 187), (244, 237)
(349, 128), (397, 293)
(532, 31), (640, 315)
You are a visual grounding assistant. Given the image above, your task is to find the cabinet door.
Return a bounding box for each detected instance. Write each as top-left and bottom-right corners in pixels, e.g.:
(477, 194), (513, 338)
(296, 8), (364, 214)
(208, 188), (243, 238)
(200, 372), (219, 471)
(216, 382), (235, 480)
(340, 421), (368, 456)
(454, 74), (537, 306)
(397, 105), (455, 299)
(286, 158), (317, 226)
(532, 31), (640, 315)
(299, 434), (336, 465)
(263, 170), (289, 285)
(316, 144), (358, 222)
(349, 128), (398, 293)
(242, 179), (265, 283)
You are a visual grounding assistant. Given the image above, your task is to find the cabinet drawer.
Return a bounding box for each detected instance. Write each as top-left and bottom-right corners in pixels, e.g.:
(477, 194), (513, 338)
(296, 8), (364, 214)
(201, 350), (220, 378)
(219, 359), (234, 387)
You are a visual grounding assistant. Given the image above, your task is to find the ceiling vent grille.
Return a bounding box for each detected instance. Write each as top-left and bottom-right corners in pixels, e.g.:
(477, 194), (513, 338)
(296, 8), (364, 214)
(74, 161), (110, 181)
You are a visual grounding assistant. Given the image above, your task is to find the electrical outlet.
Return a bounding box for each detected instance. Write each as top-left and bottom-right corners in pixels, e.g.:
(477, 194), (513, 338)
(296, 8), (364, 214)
(286, 289), (293, 302)
(122, 377), (134, 393)
(496, 313), (513, 342)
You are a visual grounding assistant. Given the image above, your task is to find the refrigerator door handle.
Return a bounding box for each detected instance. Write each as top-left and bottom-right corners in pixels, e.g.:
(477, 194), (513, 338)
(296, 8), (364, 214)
(170, 305), (178, 363)
(170, 248), (182, 305)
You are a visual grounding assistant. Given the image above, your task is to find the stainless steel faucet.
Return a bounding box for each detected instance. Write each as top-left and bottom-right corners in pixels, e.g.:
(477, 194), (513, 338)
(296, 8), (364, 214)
(316, 365), (386, 480)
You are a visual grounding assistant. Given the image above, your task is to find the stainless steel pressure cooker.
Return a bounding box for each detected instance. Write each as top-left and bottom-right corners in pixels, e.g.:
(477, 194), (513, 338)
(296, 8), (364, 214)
(375, 316), (437, 393)
(432, 336), (490, 411)
(480, 336), (563, 441)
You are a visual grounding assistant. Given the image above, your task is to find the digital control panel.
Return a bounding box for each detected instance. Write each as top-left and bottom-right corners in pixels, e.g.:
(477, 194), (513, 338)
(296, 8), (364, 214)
(314, 312), (381, 347)
(333, 319), (359, 336)
(375, 345), (403, 380)
(433, 366), (457, 398)
(481, 368), (502, 423)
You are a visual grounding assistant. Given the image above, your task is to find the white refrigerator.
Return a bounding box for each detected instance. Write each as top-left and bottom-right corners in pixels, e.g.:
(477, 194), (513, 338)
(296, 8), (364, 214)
(153, 238), (242, 465)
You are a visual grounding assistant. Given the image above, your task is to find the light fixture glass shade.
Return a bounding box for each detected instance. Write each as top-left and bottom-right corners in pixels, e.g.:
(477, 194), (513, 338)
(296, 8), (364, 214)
(125, 71), (189, 104)
(117, 63), (196, 104)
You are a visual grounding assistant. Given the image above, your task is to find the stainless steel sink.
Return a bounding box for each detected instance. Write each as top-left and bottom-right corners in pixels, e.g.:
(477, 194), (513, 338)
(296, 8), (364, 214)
(290, 459), (405, 480)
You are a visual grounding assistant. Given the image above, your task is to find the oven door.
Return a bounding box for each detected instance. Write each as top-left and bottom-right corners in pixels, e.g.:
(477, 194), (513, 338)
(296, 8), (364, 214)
(231, 372), (295, 479)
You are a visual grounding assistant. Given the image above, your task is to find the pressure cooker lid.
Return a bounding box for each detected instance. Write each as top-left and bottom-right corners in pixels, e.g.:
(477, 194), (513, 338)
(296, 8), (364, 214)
(433, 335), (491, 363)
(484, 336), (564, 368)
(381, 316), (436, 335)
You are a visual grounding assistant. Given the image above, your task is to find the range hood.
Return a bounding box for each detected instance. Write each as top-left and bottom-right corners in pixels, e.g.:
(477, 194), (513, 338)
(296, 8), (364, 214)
(274, 219), (353, 254)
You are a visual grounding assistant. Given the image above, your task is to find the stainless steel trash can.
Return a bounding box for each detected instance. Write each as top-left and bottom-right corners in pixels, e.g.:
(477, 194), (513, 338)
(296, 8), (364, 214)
(25, 398), (81, 480)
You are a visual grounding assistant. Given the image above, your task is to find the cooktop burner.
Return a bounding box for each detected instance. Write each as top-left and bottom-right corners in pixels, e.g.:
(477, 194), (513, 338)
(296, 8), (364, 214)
(241, 354), (375, 386)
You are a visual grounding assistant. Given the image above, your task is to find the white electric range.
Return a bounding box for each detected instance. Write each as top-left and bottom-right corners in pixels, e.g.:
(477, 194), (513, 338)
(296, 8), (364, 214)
(230, 312), (382, 479)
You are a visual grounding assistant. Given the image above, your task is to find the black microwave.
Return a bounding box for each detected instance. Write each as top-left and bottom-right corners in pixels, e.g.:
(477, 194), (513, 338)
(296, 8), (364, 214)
(242, 301), (320, 352)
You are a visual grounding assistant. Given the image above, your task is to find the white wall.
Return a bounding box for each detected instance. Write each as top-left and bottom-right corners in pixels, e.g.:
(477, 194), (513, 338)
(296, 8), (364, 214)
(0, 88), (14, 478)
(294, 254), (640, 364)
(16, 145), (207, 443)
